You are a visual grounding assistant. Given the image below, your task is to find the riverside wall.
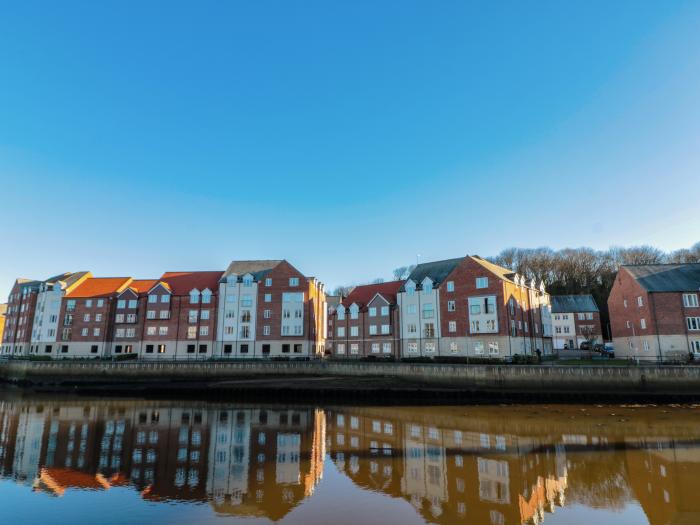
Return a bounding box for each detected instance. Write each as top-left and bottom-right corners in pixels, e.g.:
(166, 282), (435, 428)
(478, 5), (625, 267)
(2, 360), (700, 398)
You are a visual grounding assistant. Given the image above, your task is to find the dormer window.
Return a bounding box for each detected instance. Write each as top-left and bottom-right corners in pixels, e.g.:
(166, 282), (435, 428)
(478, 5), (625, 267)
(337, 306), (346, 320)
(243, 274), (253, 287)
(422, 278), (433, 295)
(190, 289), (200, 304)
(350, 304), (359, 320)
(405, 280), (416, 296)
(201, 289), (212, 304)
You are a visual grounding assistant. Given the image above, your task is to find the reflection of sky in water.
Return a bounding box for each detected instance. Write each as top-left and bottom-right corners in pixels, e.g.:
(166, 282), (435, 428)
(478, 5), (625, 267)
(1, 399), (700, 525)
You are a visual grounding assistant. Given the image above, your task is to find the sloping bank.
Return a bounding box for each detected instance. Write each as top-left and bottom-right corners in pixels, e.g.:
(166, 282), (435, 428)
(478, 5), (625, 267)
(2, 360), (700, 400)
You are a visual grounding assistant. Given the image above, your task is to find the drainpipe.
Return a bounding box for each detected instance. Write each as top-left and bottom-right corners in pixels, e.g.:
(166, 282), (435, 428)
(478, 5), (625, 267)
(649, 293), (663, 362)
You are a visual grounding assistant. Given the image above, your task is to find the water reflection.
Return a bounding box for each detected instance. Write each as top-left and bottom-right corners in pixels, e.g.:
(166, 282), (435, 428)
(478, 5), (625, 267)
(1, 396), (700, 525)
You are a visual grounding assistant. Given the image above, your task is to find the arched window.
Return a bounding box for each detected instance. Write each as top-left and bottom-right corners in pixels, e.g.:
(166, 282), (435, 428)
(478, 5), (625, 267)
(337, 306), (345, 320)
(201, 288), (212, 304)
(189, 289), (200, 304)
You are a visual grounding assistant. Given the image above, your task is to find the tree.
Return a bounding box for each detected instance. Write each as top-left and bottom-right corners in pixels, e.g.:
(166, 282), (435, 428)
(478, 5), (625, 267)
(331, 285), (353, 297)
(392, 265), (416, 281)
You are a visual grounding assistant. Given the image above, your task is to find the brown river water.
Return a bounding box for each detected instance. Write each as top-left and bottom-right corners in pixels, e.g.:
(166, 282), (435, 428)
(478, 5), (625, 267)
(1, 392), (699, 525)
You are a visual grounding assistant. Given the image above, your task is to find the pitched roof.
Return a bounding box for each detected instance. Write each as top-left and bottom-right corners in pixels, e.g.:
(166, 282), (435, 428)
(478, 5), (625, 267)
(221, 260), (283, 282)
(65, 277), (132, 298)
(551, 294), (599, 313)
(160, 271), (224, 295)
(341, 281), (404, 308)
(469, 256), (517, 282)
(624, 263), (700, 292)
(127, 279), (161, 294)
(401, 258), (463, 291)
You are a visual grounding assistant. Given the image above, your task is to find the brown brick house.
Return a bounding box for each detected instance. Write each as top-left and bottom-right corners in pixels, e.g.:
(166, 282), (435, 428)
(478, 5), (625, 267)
(550, 295), (603, 350)
(326, 281), (403, 358)
(608, 263), (700, 361)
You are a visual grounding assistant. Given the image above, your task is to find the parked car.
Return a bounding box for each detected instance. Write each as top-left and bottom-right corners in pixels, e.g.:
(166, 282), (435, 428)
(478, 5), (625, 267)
(579, 341), (592, 351)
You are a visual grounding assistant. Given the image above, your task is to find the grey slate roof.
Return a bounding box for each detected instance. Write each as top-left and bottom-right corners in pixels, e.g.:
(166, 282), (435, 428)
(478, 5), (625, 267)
(551, 294), (599, 313)
(624, 263), (700, 292)
(400, 258), (463, 291)
(222, 260), (283, 282)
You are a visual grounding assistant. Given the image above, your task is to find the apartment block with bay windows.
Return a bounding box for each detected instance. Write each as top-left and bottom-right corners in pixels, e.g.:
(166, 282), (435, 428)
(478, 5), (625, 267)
(608, 263), (700, 361)
(216, 260), (327, 358)
(398, 256), (553, 359)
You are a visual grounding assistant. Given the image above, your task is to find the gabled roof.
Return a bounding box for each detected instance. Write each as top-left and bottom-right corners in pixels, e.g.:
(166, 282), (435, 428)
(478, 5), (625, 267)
(160, 271), (224, 295)
(624, 264), (700, 292)
(469, 256), (516, 282)
(400, 258), (463, 291)
(221, 260), (283, 282)
(127, 279), (161, 294)
(60, 271), (91, 288)
(551, 294), (599, 313)
(66, 277), (132, 298)
(341, 281), (404, 308)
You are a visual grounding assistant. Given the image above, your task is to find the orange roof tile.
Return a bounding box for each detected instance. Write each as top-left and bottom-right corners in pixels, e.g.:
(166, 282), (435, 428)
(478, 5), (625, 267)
(65, 277), (132, 298)
(128, 279), (160, 294)
(160, 271), (224, 295)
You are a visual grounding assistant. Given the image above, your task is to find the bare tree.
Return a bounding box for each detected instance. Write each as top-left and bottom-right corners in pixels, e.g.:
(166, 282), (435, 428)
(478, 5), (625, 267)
(392, 265), (416, 281)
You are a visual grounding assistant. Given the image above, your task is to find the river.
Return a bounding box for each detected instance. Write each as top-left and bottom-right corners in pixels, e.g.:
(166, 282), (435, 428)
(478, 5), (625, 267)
(1, 392), (698, 525)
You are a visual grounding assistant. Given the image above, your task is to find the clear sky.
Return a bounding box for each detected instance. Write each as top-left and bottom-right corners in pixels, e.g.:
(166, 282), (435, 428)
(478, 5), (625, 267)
(1, 1), (699, 294)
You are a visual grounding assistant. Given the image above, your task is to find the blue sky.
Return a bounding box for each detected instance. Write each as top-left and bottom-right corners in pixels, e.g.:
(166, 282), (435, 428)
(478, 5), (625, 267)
(1, 1), (699, 293)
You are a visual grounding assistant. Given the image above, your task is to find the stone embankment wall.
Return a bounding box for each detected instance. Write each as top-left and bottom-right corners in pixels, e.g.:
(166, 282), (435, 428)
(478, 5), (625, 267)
(2, 360), (700, 398)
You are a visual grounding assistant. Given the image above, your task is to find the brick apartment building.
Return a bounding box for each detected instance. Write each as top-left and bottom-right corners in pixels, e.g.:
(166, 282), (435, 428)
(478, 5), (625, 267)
(397, 256), (553, 358)
(216, 260), (327, 358)
(0, 303), (6, 348)
(608, 263), (700, 361)
(2, 272), (90, 356)
(3, 259), (326, 360)
(326, 281), (403, 358)
(550, 295), (603, 350)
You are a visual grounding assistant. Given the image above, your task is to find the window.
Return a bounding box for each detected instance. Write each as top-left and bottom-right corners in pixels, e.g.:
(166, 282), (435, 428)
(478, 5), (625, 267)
(116, 328), (125, 338)
(640, 318), (647, 330)
(350, 343), (359, 354)
(337, 307), (345, 320)
(350, 305), (359, 319)
(224, 344), (232, 354)
(424, 323), (435, 338)
(578, 313), (585, 320)
(337, 327), (345, 337)
(381, 324), (390, 334)
(240, 325), (250, 338)
(188, 310), (198, 323)
(447, 300), (455, 312)
(146, 344), (154, 353)
(369, 325), (378, 335)
(81, 328), (88, 336)
(446, 281), (455, 292)
(189, 290), (200, 304)
(265, 278), (272, 287)
(93, 328), (100, 336)
(198, 344), (207, 353)
(115, 314), (125, 323)
(684, 294), (699, 308)
(422, 303), (434, 318)
(380, 306), (389, 316)
(637, 296), (643, 307)
(147, 310), (156, 319)
(187, 344), (196, 353)
(408, 342), (418, 353)
(476, 277), (489, 289)
(126, 314), (136, 323)
(691, 340), (700, 353)
(337, 343), (345, 355)
(624, 299), (628, 308)
(201, 289), (212, 304)
(241, 310), (251, 322)
(407, 323), (417, 334)
(91, 345), (98, 354)
(200, 326), (208, 337)
(187, 327), (197, 339)
(407, 304), (417, 315)
(147, 327), (156, 336)
(371, 343), (380, 353)
(263, 325), (271, 335)
(241, 295), (252, 307)
(128, 300), (137, 309)
(350, 326), (359, 337)
(85, 299), (93, 307)
(149, 294), (158, 303)
(448, 321), (456, 332)
(369, 307), (377, 317)
(117, 300), (126, 309)
(242, 344), (251, 354)
(294, 344), (302, 353)
(84, 314), (90, 322)
(643, 340), (650, 352)
(425, 342), (435, 353)
(201, 310), (210, 320)
(687, 317), (700, 331)
(382, 343), (391, 354)
(488, 342), (499, 355)
(282, 344), (290, 353)
(126, 328), (136, 338)
(450, 342), (458, 353)
(263, 309), (271, 318)
(289, 277), (299, 287)
(161, 295), (170, 303)
(159, 310), (169, 319)
(159, 327), (168, 336)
